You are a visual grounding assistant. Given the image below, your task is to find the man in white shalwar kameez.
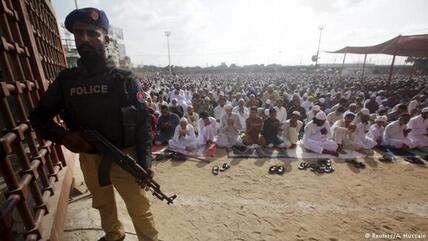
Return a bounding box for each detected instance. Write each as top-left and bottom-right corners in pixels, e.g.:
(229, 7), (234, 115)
(302, 111), (339, 156)
(216, 104), (242, 148)
(331, 111), (356, 154)
(368, 115), (387, 146)
(382, 114), (416, 149)
(306, 105), (321, 123)
(351, 108), (377, 150)
(168, 118), (197, 152)
(232, 98), (249, 131)
(196, 111), (217, 146)
(407, 107), (428, 148)
(282, 111), (303, 148)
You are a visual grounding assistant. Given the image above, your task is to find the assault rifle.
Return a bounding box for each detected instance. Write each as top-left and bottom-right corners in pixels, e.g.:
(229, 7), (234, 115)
(83, 130), (177, 204)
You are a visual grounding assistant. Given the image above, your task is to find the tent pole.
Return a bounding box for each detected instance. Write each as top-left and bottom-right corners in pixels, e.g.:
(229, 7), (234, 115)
(361, 54), (367, 81)
(340, 53), (347, 79)
(409, 61), (415, 80)
(387, 55), (396, 92)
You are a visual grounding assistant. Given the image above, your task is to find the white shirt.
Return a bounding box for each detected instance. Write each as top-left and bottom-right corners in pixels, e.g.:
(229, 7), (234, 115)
(275, 106), (287, 124)
(408, 115), (428, 138)
(303, 120), (332, 142)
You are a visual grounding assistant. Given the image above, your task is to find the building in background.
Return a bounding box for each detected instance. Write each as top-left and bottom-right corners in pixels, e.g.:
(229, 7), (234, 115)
(61, 25), (133, 69)
(61, 25), (79, 67)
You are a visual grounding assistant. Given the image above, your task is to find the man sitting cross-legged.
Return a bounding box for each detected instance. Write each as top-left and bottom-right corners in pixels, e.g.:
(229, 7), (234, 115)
(382, 113), (416, 149)
(282, 111), (303, 149)
(242, 107), (265, 147)
(302, 111), (339, 156)
(263, 108), (286, 148)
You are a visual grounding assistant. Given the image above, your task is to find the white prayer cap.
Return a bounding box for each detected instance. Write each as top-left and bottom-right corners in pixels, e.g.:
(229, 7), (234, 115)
(239, 98), (245, 102)
(370, 93), (376, 98)
(249, 93), (255, 97)
(303, 93), (308, 98)
(344, 111), (356, 118)
(315, 111), (327, 120)
(292, 111), (301, 117)
(360, 108), (370, 115)
(205, 96), (210, 101)
(349, 103), (357, 107)
(266, 99), (271, 105)
(408, 100), (418, 110)
(171, 98), (178, 102)
(378, 105), (386, 111)
(224, 104), (233, 111)
(180, 117), (188, 123)
(319, 98), (325, 103)
(375, 115), (387, 122)
(312, 105), (321, 111)
(422, 107), (428, 113)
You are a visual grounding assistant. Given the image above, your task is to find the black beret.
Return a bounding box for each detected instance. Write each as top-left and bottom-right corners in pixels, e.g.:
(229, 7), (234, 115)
(65, 7), (109, 33)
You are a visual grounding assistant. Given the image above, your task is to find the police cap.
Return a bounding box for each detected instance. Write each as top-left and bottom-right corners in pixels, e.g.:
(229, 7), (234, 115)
(65, 7), (109, 33)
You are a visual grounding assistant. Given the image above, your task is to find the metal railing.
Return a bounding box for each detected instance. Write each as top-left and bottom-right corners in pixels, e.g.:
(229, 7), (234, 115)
(0, 0), (68, 240)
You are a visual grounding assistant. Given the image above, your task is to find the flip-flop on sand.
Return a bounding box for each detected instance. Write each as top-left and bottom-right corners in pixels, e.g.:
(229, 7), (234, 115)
(298, 162), (309, 170)
(212, 165), (220, 175)
(379, 155), (393, 162)
(276, 166), (285, 175)
(269, 165), (279, 174)
(404, 157), (425, 165)
(347, 159), (366, 169)
(220, 163), (231, 172)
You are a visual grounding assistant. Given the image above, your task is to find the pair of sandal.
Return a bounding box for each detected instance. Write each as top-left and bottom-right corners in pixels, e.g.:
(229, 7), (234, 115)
(404, 156), (425, 165)
(212, 163), (231, 175)
(299, 159), (335, 173)
(269, 165), (285, 175)
(378, 155), (393, 162)
(346, 159), (366, 169)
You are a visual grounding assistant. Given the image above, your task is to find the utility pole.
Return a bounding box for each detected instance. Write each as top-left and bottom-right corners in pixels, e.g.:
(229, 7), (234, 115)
(74, 0), (78, 9)
(165, 31), (172, 75)
(315, 24), (325, 70)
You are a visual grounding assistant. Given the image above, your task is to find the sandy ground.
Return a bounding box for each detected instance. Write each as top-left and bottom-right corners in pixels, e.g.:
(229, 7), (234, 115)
(63, 149), (428, 241)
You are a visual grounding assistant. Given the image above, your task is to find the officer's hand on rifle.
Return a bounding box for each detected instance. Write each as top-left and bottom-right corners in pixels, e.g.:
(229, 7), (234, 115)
(61, 131), (93, 153)
(142, 167), (155, 190)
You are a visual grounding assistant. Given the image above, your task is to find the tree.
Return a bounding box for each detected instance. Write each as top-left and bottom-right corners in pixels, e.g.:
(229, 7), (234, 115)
(405, 57), (428, 74)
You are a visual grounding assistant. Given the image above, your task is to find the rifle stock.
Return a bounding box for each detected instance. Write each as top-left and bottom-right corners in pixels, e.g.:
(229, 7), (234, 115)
(83, 129), (177, 205)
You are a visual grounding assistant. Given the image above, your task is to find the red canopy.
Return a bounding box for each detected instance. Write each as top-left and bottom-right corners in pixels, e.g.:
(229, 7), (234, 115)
(328, 34), (428, 57)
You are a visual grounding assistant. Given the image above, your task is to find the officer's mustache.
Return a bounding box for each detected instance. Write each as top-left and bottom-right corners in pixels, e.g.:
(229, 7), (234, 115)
(77, 43), (106, 62)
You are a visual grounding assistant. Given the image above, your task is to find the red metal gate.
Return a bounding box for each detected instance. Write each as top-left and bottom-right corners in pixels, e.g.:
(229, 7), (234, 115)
(0, 0), (70, 240)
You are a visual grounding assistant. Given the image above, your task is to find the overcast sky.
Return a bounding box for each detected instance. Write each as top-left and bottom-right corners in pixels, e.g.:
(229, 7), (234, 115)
(53, 0), (428, 67)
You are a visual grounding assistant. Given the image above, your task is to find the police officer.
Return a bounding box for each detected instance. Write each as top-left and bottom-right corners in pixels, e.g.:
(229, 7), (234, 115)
(30, 8), (158, 241)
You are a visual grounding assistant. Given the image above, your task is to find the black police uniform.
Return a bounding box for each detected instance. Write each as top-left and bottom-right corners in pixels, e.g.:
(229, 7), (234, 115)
(30, 59), (152, 170)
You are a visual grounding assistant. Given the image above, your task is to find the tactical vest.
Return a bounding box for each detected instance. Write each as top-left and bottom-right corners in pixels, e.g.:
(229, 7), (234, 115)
(59, 67), (136, 148)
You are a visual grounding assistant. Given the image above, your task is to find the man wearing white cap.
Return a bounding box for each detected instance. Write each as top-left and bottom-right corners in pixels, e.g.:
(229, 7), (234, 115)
(407, 107), (428, 148)
(306, 105), (321, 123)
(196, 111), (217, 146)
(331, 111), (356, 154)
(274, 99), (288, 124)
(232, 98), (249, 131)
(282, 111), (303, 148)
(351, 108), (377, 150)
(382, 113), (416, 149)
(302, 111), (339, 156)
(170, 84), (188, 112)
(216, 104), (242, 148)
(184, 105), (199, 134)
(214, 96), (227, 122)
(327, 106), (346, 126)
(168, 118), (197, 152)
(368, 115), (387, 145)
